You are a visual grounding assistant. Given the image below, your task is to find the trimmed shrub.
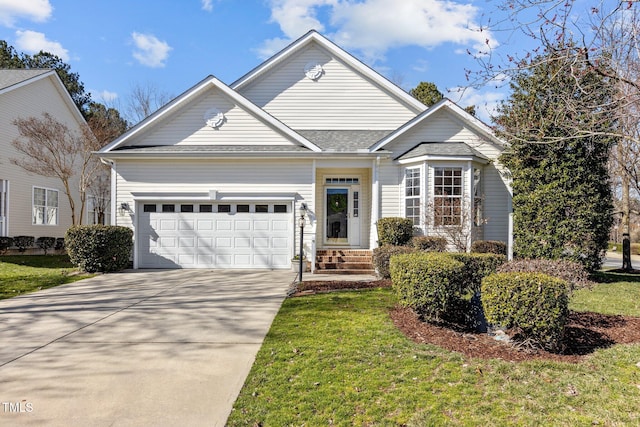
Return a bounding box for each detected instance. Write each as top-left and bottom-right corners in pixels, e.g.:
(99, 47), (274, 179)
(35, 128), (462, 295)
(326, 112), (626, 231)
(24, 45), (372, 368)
(0, 236), (13, 254)
(377, 217), (414, 246)
(497, 258), (591, 293)
(65, 225), (133, 273)
(448, 253), (506, 295)
(36, 236), (57, 255)
(471, 240), (507, 255)
(390, 252), (464, 322)
(372, 245), (416, 279)
(481, 272), (569, 351)
(55, 237), (65, 250)
(411, 236), (447, 252)
(13, 236), (34, 252)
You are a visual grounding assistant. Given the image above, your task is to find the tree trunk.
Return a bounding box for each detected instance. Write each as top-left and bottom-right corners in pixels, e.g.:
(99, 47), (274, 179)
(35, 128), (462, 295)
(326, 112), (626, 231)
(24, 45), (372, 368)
(621, 175), (634, 271)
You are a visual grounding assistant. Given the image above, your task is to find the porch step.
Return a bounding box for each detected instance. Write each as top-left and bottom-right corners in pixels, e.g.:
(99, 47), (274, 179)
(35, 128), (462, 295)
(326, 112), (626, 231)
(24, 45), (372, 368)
(314, 249), (375, 275)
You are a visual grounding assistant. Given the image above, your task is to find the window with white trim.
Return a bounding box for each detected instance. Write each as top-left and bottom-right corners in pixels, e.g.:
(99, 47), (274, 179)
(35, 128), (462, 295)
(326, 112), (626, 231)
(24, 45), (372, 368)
(433, 167), (462, 226)
(405, 167), (421, 226)
(33, 187), (58, 225)
(473, 168), (483, 227)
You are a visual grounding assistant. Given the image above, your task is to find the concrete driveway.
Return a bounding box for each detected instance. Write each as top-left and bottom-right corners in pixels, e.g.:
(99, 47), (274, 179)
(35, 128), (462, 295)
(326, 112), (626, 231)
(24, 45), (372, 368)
(0, 269), (295, 426)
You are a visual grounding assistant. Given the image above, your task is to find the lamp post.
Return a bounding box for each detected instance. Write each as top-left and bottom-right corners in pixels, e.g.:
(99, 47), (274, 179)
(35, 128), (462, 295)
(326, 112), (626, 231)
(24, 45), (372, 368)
(298, 203), (307, 282)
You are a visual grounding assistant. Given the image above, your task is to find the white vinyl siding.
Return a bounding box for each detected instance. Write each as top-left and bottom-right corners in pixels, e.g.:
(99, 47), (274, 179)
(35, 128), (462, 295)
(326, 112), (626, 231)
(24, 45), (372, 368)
(120, 90), (298, 148)
(113, 159), (315, 264)
(238, 43), (417, 130)
(0, 73), (81, 236)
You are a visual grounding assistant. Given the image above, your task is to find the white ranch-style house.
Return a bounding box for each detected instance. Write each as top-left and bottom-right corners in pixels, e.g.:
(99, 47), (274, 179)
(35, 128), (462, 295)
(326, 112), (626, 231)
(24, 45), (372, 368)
(98, 31), (511, 270)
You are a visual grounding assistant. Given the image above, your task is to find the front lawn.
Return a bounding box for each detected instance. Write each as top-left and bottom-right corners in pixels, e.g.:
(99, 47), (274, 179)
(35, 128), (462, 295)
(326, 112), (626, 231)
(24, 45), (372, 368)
(0, 255), (92, 300)
(228, 278), (640, 426)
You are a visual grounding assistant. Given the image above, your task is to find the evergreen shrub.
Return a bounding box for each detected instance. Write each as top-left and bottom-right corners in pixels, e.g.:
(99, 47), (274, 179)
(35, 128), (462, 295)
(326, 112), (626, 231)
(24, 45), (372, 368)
(376, 217), (414, 246)
(390, 252), (464, 322)
(13, 236), (34, 252)
(36, 236), (56, 255)
(497, 258), (591, 293)
(411, 236), (447, 252)
(65, 225), (133, 273)
(0, 236), (13, 253)
(372, 245), (416, 279)
(481, 272), (569, 351)
(448, 253), (506, 295)
(470, 240), (507, 255)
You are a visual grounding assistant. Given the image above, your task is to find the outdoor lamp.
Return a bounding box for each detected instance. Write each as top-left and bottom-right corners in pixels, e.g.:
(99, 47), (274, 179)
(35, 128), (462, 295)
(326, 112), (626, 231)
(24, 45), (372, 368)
(298, 203), (307, 281)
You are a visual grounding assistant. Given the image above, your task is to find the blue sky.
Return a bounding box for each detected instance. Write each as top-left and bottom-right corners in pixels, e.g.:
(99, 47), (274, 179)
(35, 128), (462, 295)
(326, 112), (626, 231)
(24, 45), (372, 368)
(0, 0), (521, 123)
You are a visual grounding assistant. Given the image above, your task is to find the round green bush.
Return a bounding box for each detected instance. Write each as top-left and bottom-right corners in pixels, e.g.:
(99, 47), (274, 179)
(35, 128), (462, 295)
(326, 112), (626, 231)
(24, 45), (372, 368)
(390, 252), (464, 322)
(65, 225), (133, 273)
(376, 217), (414, 246)
(481, 272), (569, 351)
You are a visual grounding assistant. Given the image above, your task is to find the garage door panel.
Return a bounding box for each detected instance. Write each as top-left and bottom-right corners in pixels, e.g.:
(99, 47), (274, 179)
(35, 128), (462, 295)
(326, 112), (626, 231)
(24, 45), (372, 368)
(272, 237), (289, 249)
(235, 220), (251, 231)
(159, 219), (177, 230)
(139, 204), (292, 269)
(197, 220), (213, 230)
(234, 237), (251, 248)
(272, 220), (289, 231)
(216, 220), (232, 230)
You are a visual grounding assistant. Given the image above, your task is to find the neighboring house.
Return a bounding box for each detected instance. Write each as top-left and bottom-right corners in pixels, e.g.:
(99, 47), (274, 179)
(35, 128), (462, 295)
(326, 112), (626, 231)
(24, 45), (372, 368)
(98, 31), (511, 270)
(0, 69), (87, 239)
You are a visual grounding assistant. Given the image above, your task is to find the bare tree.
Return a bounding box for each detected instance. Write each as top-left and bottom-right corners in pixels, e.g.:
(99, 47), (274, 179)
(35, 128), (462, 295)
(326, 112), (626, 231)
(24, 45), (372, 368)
(126, 82), (173, 124)
(423, 197), (487, 252)
(12, 113), (102, 225)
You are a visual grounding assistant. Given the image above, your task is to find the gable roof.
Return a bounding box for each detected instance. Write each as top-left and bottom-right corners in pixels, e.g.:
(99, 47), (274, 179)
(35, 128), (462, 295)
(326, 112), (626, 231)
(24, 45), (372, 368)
(0, 69), (51, 92)
(0, 69), (86, 125)
(297, 130), (393, 151)
(369, 98), (505, 152)
(396, 141), (489, 162)
(231, 30), (427, 114)
(99, 74), (323, 154)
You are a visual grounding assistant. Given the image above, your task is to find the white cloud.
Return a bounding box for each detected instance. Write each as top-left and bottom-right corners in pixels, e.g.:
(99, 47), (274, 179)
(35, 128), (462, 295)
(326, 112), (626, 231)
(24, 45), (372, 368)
(201, 0), (213, 12)
(260, 0), (495, 61)
(96, 90), (118, 102)
(131, 32), (172, 68)
(15, 30), (69, 60)
(0, 0), (52, 26)
(448, 85), (506, 124)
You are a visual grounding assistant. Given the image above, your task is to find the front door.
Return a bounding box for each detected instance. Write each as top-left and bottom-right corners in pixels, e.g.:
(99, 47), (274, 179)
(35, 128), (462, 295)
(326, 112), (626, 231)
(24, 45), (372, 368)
(325, 186), (360, 246)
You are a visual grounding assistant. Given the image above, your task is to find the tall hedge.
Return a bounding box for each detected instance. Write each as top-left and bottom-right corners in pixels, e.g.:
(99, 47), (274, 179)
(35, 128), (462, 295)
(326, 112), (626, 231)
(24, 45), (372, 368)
(65, 225), (133, 273)
(481, 272), (569, 351)
(495, 49), (614, 271)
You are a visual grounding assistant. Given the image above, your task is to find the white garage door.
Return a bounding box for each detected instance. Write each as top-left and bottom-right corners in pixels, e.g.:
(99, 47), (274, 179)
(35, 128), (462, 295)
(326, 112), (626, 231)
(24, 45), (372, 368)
(138, 202), (292, 269)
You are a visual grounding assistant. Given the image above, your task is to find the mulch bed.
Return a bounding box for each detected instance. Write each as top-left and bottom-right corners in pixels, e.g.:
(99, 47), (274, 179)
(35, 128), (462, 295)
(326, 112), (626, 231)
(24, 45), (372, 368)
(295, 279), (640, 363)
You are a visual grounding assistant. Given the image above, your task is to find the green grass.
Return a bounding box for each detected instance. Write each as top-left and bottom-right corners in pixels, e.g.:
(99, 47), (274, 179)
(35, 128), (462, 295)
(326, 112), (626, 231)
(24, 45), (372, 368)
(0, 255), (92, 300)
(229, 279), (640, 426)
(571, 271), (640, 315)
